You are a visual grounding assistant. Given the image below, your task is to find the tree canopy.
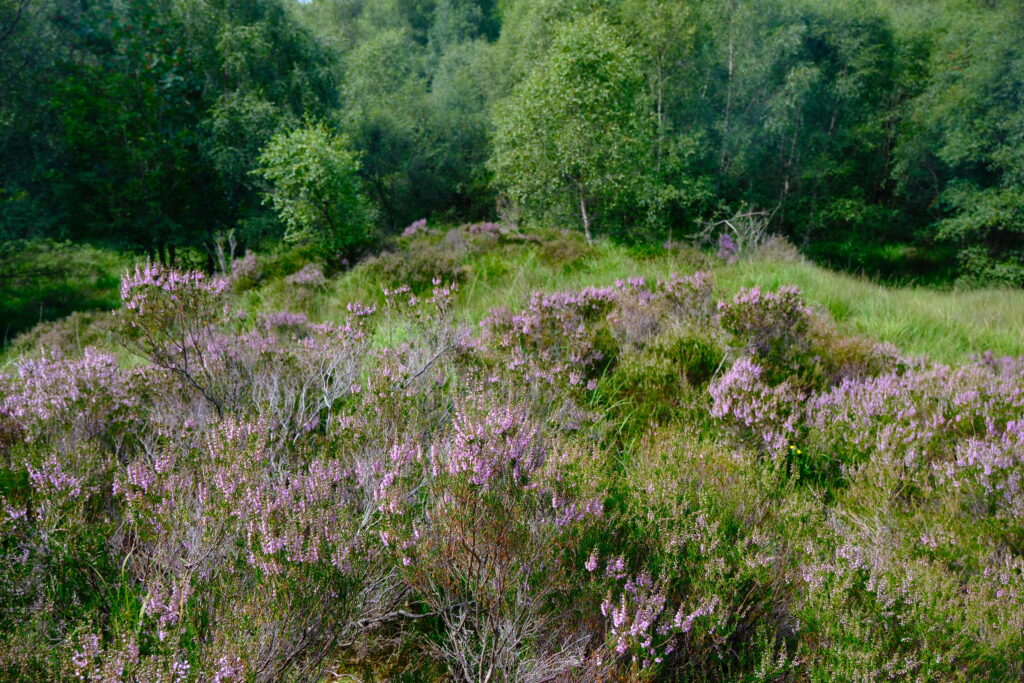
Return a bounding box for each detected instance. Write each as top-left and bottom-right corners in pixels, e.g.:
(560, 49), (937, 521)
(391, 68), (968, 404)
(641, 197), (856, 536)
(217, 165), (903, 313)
(490, 14), (652, 241)
(2, 0), (1023, 286)
(255, 121), (374, 258)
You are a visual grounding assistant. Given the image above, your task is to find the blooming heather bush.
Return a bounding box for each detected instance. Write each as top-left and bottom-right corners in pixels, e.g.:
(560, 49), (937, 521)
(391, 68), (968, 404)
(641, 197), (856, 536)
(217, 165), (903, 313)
(229, 249), (259, 285)
(367, 231), (472, 291)
(283, 263), (326, 288)
(710, 358), (801, 458)
(3, 242), (1024, 679)
(719, 285), (812, 378)
(797, 520), (1024, 679)
(118, 261), (233, 414)
(607, 272), (715, 351)
(2, 347), (148, 450)
(401, 217), (429, 238)
(717, 232), (738, 263)
(478, 286), (617, 398)
(806, 359), (1024, 484)
(475, 273), (716, 408)
(5, 309), (119, 360)
(583, 431), (807, 680)
(374, 391), (602, 681)
(119, 262), (373, 438)
(806, 328), (904, 387)
(20, 414), (399, 681)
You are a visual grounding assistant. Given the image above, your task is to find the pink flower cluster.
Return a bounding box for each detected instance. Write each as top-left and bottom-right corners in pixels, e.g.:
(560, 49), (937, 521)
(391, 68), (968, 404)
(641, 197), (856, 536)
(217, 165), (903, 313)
(284, 263), (326, 288)
(401, 217), (429, 237)
(593, 559), (722, 676)
(121, 260), (228, 313)
(718, 285), (811, 364)
(709, 358), (800, 456)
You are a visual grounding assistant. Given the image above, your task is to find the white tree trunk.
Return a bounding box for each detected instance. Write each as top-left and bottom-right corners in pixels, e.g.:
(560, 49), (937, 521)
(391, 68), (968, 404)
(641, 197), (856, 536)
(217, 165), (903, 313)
(579, 187), (592, 244)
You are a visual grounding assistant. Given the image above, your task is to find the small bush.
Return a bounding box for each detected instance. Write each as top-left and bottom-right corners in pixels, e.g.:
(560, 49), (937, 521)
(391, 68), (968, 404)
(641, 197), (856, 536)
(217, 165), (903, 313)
(254, 122), (375, 260)
(534, 228), (596, 269)
(719, 285), (813, 381)
(365, 230), (474, 291)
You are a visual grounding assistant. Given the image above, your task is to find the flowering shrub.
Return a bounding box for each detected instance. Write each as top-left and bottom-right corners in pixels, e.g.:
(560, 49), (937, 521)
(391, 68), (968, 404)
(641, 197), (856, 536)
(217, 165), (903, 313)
(283, 263), (326, 288)
(2, 347), (146, 447)
(118, 262), (372, 437)
(806, 359), (1024, 482)
(1, 245), (1022, 679)
(229, 249), (259, 285)
(718, 285), (812, 377)
(117, 262), (233, 414)
(478, 285), (616, 397)
(717, 232), (738, 263)
(587, 567), (725, 678)
(367, 230), (474, 291)
(3, 309), (120, 360)
(607, 271), (715, 349)
(371, 393), (602, 681)
(401, 217), (429, 238)
(710, 358), (801, 457)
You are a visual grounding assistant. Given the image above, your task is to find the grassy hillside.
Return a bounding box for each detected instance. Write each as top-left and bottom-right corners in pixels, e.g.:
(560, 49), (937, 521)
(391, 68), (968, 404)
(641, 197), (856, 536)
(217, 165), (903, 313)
(7, 231), (1023, 366)
(243, 230), (1024, 365)
(8, 232), (1024, 368)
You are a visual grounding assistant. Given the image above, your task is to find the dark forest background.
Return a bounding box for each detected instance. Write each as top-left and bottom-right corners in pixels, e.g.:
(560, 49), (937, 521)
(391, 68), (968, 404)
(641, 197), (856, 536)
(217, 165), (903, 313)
(2, 0), (1022, 339)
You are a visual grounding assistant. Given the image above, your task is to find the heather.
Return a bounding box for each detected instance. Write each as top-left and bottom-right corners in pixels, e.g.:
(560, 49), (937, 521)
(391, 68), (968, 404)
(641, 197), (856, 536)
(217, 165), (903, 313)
(1, 229), (1022, 681)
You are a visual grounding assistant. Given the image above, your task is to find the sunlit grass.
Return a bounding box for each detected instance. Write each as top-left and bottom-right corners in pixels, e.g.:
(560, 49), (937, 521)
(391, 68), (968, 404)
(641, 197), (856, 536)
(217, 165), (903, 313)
(716, 257), (1024, 363)
(305, 235), (1024, 365)
(10, 232), (1021, 367)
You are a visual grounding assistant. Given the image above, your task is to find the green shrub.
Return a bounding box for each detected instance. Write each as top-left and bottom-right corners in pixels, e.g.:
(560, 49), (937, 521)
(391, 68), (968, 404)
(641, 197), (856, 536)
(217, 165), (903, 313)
(534, 228), (597, 270)
(365, 229), (475, 291)
(254, 122), (376, 261)
(601, 329), (723, 439)
(0, 240), (126, 349)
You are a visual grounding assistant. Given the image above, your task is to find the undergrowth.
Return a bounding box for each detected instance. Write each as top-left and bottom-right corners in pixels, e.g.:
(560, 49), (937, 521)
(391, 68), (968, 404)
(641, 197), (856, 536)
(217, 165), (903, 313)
(1, 226), (1022, 681)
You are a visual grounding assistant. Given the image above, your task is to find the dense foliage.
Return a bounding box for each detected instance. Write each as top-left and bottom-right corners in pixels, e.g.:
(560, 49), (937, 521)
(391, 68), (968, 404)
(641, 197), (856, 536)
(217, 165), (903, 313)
(254, 122), (374, 258)
(2, 2), (1023, 678)
(3, 1), (1024, 310)
(0, 229), (1022, 680)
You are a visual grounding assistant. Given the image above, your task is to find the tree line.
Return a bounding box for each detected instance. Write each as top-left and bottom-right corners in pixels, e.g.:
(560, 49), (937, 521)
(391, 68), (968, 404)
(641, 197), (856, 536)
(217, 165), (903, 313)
(1, 0), (1021, 285)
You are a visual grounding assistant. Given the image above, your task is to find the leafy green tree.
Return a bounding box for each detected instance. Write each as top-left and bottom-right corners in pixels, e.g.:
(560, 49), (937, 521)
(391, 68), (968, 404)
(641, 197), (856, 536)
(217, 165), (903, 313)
(340, 27), (431, 228)
(897, 1), (1024, 285)
(47, 0), (215, 261)
(490, 13), (653, 241)
(426, 39), (500, 219)
(428, 0), (499, 52)
(179, 0), (340, 246)
(618, 0), (716, 240)
(0, 0), (339, 258)
(255, 122), (374, 258)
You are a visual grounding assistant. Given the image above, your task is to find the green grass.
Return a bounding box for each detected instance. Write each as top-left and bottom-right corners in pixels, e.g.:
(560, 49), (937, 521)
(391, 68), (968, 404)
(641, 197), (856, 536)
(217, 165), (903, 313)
(8, 232), (1024, 366)
(298, 236), (1024, 365)
(0, 240), (129, 349)
(716, 257), (1024, 364)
